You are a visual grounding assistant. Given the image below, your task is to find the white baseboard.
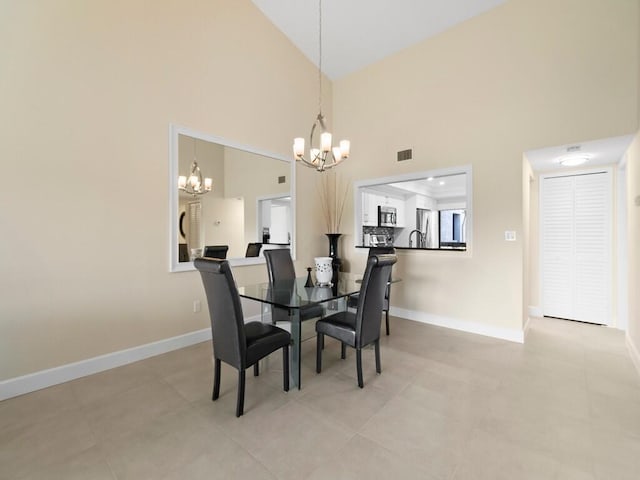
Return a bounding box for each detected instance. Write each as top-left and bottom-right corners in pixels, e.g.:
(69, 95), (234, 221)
(0, 328), (212, 401)
(523, 315), (532, 340)
(626, 333), (640, 379)
(389, 307), (524, 343)
(528, 306), (542, 318)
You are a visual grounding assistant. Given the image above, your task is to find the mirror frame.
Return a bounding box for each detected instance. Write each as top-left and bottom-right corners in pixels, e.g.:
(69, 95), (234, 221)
(353, 165), (472, 254)
(169, 123), (296, 272)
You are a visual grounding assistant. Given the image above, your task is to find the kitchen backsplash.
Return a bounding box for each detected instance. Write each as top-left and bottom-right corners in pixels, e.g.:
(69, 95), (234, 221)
(362, 226), (395, 247)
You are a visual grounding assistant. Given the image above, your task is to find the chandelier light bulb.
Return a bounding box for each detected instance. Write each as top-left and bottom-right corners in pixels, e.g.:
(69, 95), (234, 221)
(320, 132), (332, 152)
(293, 138), (305, 157)
(339, 140), (350, 157)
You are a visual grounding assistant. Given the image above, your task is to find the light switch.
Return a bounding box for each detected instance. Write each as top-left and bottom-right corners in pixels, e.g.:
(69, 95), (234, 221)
(505, 231), (516, 241)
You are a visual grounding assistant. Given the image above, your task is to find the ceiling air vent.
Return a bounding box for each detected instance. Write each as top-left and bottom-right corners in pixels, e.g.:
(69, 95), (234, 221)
(397, 149), (412, 162)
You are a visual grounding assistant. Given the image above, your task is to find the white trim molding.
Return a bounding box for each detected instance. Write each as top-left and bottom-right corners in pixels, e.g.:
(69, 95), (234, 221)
(0, 329), (211, 401)
(528, 306), (542, 318)
(389, 307), (524, 343)
(626, 333), (640, 379)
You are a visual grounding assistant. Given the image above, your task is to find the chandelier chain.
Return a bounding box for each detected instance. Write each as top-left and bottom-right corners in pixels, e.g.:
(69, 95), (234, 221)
(318, 0), (322, 115)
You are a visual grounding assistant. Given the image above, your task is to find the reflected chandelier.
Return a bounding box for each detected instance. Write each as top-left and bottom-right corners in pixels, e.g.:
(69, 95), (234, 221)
(178, 138), (212, 196)
(293, 0), (350, 172)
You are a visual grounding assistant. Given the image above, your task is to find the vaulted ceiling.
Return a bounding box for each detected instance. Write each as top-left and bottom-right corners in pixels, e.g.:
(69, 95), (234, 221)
(252, 0), (506, 80)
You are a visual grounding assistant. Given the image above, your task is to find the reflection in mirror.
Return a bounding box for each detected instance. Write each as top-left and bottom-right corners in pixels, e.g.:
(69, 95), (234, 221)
(354, 167), (471, 251)
(169, 125), (295, 272)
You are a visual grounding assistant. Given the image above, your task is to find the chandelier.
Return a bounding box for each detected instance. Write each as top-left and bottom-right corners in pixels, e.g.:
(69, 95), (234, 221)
(293, 0), (350, 172)
(178, 138), (212, 196)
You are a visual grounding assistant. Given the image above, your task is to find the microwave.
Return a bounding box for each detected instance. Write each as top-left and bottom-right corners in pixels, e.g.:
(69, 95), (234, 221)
(377, 206), (397, 227)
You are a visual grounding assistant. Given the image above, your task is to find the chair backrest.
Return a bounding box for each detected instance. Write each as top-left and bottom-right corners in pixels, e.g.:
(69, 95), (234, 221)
(368, 247), (395, 257)
(245, 242), (262, 257)
(194, 257), (246, 369)
(263, 248), (296, 324)
(203, 245), (229, 259)
(369, 247), (395, 301)
(355, 254), (397, 347)
(263, 248), (296, 283)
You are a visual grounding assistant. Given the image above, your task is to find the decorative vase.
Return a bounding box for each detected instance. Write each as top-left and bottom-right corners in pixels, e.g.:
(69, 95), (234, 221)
(314, 257), (333, 286)
(326, 233), (342, 285)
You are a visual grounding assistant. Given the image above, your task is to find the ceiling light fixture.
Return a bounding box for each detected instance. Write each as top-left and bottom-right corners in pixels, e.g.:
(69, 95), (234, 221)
(557, 145), (589, 167)
(293, 0), (350, 172)
(178, 138), (212, 196)
(559, 155), (589, 167)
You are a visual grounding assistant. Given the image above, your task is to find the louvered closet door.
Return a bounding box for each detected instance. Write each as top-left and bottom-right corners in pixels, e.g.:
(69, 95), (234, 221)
(541, 171), (611, 325)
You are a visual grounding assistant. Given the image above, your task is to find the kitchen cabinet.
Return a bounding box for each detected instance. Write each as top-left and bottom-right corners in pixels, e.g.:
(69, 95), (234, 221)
(361, 191), (379, 226)
(361, 189), (410, 228)
(362, 191), (404, 226)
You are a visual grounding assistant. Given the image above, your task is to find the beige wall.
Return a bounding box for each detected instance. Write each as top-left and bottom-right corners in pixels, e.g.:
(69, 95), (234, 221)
(0, 0), (327, 380)
(629, 0), (640, 355)
(1, 0), (639, 383)
(631, 0), (640, 358)
(333, 0), (639, 333)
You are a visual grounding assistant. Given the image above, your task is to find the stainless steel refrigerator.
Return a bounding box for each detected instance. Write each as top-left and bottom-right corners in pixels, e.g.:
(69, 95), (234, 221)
(416, 208), (438, 248)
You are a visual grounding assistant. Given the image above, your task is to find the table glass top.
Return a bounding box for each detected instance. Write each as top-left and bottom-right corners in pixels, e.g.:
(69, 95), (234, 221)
(238, 273), (361, 309)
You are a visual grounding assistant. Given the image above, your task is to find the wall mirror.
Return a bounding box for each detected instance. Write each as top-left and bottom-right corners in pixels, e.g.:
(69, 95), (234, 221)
(353, 166), (472, 252)
(169, 124), (296, 272)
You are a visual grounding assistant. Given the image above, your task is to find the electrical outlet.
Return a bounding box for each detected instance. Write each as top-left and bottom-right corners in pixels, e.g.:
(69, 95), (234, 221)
(193, 300), (201, 313)
(504, 231), (516, 241)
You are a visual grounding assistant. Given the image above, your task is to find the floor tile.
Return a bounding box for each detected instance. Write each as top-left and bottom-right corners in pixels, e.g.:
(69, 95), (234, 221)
(1, 316), (639, 480)
(305, 434), (438, 480)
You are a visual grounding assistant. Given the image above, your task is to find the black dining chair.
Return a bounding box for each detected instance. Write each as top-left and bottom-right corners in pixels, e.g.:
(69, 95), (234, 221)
(194, 257), (291, 417)
(347, 247), (395, 335)
(245, 242), (262, 257)
(263, 249), (324, 326)
(203, 245), (229, 259)
(315, 254), (397, 388)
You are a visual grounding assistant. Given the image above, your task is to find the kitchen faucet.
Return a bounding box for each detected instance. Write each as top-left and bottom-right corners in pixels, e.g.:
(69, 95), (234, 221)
(409, 229), (424, 248)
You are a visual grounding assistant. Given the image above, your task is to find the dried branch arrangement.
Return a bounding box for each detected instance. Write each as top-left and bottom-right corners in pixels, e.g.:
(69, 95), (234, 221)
(317, 170), (350, 233)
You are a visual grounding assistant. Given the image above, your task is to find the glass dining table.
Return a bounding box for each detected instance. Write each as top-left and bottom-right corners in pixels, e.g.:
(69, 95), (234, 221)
(238, 273), (361, 389)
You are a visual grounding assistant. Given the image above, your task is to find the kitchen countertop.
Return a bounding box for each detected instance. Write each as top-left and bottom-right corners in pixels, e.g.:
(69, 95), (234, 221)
(356, 245), (466, 251)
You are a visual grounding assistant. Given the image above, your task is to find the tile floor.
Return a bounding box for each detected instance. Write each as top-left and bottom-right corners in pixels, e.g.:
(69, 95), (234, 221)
(1, 316), (640, 479)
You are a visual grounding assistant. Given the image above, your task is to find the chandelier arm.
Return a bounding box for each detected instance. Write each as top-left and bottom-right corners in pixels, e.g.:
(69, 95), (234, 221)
(309, 121), (318, 149)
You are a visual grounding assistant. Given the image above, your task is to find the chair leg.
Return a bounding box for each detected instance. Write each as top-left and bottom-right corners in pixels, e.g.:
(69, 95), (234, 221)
(254, 362), (259, 376)
(341, 342), (346, 359)
(375, 339), (381, 374)
(356, 348), (364, 388)
(385, 309), (390, 335)
(283, 344), (290, 392)
(236, 369), (246, 417)
(316, 333), (323, 373)
(212, 358), (221, 401)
